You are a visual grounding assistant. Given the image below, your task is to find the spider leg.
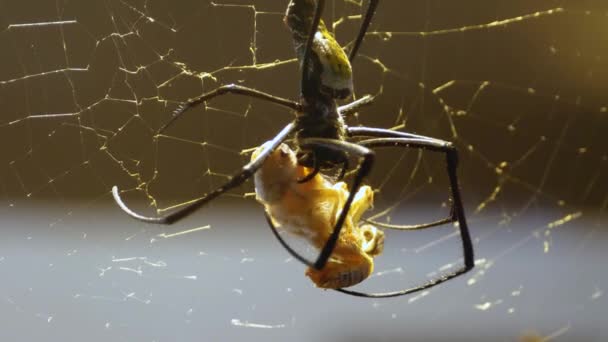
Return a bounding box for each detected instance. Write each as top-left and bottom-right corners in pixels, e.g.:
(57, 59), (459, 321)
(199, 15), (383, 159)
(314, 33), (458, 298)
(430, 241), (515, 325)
(336, 158), (349, 181)
(364, 215), (454, 231)
(349, 127), (453, 232)
(349, 126), (449, 143)
(158, 84), (301, 134)
(338, 94), (375, 117)
(296, 152), (320, 184)
(349, 0), (380, 63)
(300, 0), (325, 97)
(331, 126), (474, 298)
(265, 211), (314, 267)
(112, 122), (296, 224)
(297, 149), (349, 184)
(356, 136), (473, 263)
(265, 138), (375, 270)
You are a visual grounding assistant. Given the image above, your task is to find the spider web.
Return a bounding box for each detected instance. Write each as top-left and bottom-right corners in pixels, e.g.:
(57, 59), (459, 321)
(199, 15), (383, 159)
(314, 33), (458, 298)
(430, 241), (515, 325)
(0, 0), (606, 340)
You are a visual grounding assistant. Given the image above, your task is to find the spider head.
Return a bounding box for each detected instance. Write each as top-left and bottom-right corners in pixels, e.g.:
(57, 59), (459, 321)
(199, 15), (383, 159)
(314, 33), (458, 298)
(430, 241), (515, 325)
(252, 142), (298, 204)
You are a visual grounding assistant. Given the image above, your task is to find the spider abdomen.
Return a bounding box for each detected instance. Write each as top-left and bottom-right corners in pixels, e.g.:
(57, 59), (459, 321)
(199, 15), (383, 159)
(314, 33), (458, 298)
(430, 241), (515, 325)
(285, 0), (353, 100)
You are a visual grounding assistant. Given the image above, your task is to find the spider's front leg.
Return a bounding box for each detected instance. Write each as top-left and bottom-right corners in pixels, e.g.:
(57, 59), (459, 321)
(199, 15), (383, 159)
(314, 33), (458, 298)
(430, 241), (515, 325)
(112, 122), (296, 224)
(111, 82), (303, 224)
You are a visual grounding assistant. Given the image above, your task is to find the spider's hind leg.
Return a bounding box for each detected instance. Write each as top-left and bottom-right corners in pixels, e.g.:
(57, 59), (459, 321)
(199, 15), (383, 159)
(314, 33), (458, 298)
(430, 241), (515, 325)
(349, 126), (473, 268)
(330, 126), (474, 298)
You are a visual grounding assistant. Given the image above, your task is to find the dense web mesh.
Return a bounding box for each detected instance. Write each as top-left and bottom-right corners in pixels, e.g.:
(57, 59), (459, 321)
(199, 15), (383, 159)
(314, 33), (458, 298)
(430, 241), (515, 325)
(0, 1), (606, 340)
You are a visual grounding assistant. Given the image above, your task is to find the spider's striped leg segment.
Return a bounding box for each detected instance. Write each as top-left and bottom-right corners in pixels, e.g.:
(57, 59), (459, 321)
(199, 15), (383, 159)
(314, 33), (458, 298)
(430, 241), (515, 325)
(158, 84), (301, 135)
(113, 83), (300, 224)
(331, 127), (474, 298)
(112, 122), (296, 224)
(338, 94), (375, 117)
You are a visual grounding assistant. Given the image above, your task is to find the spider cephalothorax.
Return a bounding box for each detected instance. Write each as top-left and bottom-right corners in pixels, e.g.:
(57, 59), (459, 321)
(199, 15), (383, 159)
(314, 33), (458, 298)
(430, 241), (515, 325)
(112, 0), (474, 298)
(294, 95), (348, 170)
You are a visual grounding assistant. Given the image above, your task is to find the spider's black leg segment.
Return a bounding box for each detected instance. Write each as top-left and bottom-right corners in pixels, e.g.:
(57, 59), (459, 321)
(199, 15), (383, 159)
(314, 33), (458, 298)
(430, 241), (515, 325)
(158, 84), (301, 134)
(264, 138), (374, 270)
(297, 152), (320, 184)
(338, 94), (375, 117)
(365, 196), (455, 230)
(112, 123), (296, 224)
(300, 0), (325, 97)
(336, 158), (349, 181)
(357, 137), (474, 265)
(351, 129), (473, 261)
(330, 127), (474, 298)
(365, 216), (453, 231)
(349, 127), (454, 231)
(349, 0), (379, 63)
(265, 212), (315, 266)
(298, 164), (321, 183)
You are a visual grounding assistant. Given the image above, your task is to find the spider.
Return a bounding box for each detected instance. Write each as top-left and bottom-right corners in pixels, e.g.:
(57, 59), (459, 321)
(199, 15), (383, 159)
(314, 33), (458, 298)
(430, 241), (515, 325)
(112, 0), (474, 298)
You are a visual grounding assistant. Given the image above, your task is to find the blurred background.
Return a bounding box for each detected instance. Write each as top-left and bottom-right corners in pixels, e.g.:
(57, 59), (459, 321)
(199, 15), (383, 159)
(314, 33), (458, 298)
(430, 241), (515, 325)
(0, 0), (606, 341)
